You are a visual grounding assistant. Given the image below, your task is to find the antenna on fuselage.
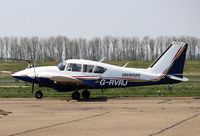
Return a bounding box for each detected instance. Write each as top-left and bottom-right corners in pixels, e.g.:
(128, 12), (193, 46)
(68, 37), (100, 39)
(99, 58), (105, 62)
(123, 62), (129, 67)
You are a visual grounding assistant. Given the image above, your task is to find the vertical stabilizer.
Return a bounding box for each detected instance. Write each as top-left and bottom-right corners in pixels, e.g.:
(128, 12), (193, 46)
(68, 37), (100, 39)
(149, 42), (188, 78)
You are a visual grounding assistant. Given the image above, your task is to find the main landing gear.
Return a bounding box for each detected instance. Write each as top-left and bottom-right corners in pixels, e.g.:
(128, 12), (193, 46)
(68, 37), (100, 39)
(82, 90), (90, 99)
(72, 89), (90, 100)
(33, 87), (90, 100)
(72, 91), (80, 100)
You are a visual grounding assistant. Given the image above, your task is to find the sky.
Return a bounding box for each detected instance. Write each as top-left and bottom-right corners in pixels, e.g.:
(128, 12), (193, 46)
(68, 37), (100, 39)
(0, 0), (199, 38)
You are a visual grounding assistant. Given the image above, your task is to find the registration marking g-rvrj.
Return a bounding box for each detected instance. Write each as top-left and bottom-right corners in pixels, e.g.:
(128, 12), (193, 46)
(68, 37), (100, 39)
(99, 79), (128, 86)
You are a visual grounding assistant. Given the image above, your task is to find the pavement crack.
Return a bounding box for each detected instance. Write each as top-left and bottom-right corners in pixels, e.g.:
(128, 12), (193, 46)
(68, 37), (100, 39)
(158, 99), (170, 104)
(8, 111), (109, 136)
(149, 112), (200, 136)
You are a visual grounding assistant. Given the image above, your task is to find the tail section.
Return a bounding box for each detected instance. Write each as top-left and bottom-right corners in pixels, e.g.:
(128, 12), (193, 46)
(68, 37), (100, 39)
(148, 42), (188, 79)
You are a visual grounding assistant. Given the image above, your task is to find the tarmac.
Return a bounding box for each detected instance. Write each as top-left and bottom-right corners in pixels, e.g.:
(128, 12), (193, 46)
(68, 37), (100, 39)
(0, 97), (200, 136)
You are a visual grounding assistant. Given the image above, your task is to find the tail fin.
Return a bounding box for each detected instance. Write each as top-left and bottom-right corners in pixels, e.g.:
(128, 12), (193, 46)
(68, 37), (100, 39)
(149, 42), (188, 78)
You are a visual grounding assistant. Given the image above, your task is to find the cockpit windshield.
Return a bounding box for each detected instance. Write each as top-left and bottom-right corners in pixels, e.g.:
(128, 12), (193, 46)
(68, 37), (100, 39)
(57, 62), (66, 71)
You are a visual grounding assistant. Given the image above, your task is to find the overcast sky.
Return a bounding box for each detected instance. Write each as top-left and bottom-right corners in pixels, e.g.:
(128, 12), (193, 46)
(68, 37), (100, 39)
(0, 0), (199, 38)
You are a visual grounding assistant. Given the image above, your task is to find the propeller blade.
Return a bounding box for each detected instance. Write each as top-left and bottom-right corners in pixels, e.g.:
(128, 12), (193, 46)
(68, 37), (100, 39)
(32, 82), (34, 94)
(31, 58), (36, 95)
(0, 70), (13, 74)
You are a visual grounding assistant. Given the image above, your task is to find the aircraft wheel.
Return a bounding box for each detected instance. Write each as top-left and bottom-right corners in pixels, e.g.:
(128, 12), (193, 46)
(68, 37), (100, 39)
(82, 90), (90, 99)
(72, 91), (80, 100)
(167, 84), (173, 91)
(35, 90), (43, 99)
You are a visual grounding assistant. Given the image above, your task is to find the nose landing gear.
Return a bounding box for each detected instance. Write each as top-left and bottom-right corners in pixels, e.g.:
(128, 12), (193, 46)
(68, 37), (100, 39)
(33, 85), (44, 99)
(35, 90), (43, 99)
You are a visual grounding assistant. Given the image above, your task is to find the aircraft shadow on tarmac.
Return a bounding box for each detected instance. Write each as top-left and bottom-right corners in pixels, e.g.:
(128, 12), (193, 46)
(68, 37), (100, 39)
(77, 96), (108, 102)
(0, 110), (12, 119)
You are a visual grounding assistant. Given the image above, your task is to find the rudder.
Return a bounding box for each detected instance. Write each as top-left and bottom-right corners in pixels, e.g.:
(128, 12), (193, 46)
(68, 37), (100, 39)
(148, 42), (188, 78)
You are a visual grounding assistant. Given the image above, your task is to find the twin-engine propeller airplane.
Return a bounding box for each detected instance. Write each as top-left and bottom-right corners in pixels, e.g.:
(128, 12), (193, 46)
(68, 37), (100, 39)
(12, 42), (188, 100)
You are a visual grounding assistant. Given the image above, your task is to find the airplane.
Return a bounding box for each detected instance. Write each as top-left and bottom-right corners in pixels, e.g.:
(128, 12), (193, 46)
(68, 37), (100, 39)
(11, 42), (188, 100)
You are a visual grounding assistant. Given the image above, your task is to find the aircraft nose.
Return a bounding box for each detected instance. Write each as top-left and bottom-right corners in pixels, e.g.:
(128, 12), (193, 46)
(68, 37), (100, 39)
(12, 70), (25, 77)
(12, 69), (35, 82)
(12, 71), (25, 81)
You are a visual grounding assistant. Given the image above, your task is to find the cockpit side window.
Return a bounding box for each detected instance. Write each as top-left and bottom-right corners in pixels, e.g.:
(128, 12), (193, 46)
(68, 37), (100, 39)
(67, 63), (82, 72)
(94, 66), (107, 74)
(83, 64), (94, 73)
(57, 62), (66, 71)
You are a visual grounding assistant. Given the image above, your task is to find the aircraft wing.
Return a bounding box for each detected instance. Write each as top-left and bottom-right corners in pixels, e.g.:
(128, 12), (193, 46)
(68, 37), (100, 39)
(50, 76), (83, 84)
(34, 71), (84, 84)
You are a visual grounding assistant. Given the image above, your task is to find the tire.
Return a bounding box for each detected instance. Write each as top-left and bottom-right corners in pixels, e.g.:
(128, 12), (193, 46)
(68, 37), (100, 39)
(82, 90), (90, 99)
(72, 91), (80, 100)
(35, 91), (43, 99)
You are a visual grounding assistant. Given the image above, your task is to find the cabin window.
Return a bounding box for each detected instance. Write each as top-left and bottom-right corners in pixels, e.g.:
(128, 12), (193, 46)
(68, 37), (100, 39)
(94, 66), (107, 74)
(83, 64), (94, 73)
(67, 63), (82, 72)
(57, 62), (66, 71)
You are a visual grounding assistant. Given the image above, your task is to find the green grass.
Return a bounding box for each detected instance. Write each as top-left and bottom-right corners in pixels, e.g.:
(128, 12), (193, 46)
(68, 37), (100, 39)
(0, 61), (58, 72)
(0, 60), (200, 98)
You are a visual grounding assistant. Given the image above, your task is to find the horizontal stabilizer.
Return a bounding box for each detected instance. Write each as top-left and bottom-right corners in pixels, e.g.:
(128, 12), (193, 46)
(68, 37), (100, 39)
(167, 75), (189, 82)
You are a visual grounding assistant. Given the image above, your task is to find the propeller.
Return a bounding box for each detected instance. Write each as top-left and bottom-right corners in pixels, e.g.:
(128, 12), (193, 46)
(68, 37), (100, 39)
(31, 81), (35, 94)
(30, 59), (37, 94)
(0, 57), (38, 95)
(0, 70), (13, 74)
(0, 57), (30, 62)
(29, 53), (45, 95)
(0, 57), (30, 74)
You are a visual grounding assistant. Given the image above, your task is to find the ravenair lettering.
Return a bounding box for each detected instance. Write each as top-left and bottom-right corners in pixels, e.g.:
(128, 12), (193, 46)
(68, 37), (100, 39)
(99, 79), (128, 86)
(122, 73), (141, 77)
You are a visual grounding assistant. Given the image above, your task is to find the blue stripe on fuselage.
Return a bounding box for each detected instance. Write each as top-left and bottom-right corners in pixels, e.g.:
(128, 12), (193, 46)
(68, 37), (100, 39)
(80, 77), (180, 89)
(12, 76), (36, 83)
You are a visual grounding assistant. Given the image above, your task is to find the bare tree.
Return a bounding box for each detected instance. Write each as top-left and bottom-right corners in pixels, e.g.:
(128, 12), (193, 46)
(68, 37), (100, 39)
(0, 36), (200, 62)
(102, 36), (112, 61)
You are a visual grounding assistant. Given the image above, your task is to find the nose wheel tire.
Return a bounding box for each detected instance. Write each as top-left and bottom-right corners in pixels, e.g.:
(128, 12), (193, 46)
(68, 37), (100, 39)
(82, 90), (90, 99)
(72, 91), (80, 100)
(35, 91), (43, 99)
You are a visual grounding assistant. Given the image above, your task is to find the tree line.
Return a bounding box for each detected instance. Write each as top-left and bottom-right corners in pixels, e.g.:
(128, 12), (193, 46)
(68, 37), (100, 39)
(0, 36), (200, 62)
